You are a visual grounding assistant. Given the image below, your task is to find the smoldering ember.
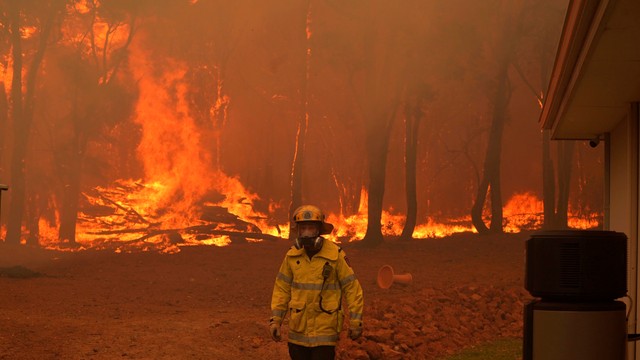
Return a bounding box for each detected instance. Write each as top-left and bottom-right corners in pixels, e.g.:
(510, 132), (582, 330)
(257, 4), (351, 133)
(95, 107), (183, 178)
(0, 1), (602, 359)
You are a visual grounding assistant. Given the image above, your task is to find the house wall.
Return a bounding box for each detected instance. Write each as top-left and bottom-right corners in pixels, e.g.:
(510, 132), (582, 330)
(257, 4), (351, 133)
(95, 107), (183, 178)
(609, 103), (639, 359)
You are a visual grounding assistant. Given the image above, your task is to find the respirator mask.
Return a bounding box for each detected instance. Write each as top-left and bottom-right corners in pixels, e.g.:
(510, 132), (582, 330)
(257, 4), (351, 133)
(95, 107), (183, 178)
(295, 222), (322, 250)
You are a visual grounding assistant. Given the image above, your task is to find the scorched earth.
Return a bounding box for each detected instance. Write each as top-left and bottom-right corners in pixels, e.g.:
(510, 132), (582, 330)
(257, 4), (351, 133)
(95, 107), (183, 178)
(0, 231), (530, 360)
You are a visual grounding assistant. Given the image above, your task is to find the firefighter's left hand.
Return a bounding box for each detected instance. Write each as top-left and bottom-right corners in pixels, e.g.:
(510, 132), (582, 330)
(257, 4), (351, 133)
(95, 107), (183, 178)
(348, 326), (362, 340)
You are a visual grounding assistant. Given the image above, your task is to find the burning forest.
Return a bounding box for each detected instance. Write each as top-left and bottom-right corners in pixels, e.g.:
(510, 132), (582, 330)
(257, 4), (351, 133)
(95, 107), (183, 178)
(0, 0), (601, 253)
(0, 1), (610, 359)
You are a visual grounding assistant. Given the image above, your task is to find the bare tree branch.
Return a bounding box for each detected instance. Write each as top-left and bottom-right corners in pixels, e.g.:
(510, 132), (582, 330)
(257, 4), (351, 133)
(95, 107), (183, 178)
(512, 61), (543, 107)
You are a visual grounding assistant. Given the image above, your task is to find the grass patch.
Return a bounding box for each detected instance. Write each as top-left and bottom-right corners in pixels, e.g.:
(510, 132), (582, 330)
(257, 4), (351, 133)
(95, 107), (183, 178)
(439, 338), (521, 360)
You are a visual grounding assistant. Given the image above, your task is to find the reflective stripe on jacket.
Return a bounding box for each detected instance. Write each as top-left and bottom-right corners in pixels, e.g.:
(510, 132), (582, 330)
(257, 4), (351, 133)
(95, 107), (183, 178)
(270, 238), (364, 347)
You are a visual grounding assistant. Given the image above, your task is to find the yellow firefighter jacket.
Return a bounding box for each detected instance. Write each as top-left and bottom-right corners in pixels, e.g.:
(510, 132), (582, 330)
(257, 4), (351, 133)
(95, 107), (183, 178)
(270, 238), (364, 347)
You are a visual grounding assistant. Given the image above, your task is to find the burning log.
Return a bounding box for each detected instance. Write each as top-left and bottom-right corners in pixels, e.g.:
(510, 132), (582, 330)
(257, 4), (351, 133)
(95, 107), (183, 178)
(186, 226), (281, 242)
(85, 224), (281, 243)
(75, 183), (283, 252)
(200, 204), (262, 233)
(95, 193), (150, 225)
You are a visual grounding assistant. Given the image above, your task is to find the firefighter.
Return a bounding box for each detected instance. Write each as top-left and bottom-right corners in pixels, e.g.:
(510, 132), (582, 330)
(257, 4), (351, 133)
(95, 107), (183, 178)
(269, 205), (364, 360)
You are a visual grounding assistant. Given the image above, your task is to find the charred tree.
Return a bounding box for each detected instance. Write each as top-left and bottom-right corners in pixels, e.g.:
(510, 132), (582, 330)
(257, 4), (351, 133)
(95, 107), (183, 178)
(542, 138), (575, 229)
(357, 6), (407, 246)
(4, 0), (22, 245)
(542, 130), (556, 227)
(5, 1), (59, 245)
(0, 5), (7, 179)
(470, 63), (510, 234)
(471, 3), (527, 235)
(400, 83), (432, 241)
(555, 141), (575, 227)
(0, 55), (7, 185)
(511, 0), (567, 230)
(25, 192), (40, 246)
(57, 2), (137, 244)
(177, 1), (239, 172)
(57, 111), (87, 244)
(542, 137), (574, 229)
(288, 0), (311, 240)
(400, 107), (419, 241)
(363, 110), (396, 246)
(350, 1), (406, 247)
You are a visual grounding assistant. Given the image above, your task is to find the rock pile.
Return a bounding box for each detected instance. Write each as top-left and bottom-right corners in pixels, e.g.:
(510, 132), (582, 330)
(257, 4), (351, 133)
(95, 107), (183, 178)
(337, 285), (531, 360)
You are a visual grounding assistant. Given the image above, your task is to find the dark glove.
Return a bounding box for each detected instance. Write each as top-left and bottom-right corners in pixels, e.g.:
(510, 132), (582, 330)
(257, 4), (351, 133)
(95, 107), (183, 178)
(348, 326), (362, 340)
(269, 323), (281, 342)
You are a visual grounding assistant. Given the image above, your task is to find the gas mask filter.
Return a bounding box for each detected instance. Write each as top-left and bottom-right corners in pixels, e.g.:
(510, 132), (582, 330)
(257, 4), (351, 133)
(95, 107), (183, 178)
(295, 222), (322, 250)
(296, 236), (323, 250)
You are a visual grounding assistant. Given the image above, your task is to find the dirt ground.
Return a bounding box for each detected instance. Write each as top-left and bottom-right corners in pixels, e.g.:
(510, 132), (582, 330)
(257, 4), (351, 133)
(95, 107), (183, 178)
(0, 231), (532, 360)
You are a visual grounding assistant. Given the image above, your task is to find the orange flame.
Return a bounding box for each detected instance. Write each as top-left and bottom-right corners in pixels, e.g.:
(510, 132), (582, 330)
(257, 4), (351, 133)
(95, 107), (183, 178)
(21, 26), (37, 39)
(72, 0), (91, 15)
(324, 190), (599, 243)
(11, 38), (600, 253)
(502, 192), (544, 233)
(325, 187), (476, 241)
(28, 45), (286, 253)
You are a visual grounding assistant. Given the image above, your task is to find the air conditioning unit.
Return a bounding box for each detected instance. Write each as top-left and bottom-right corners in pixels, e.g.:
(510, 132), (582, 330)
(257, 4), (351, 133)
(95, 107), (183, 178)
(523, 230), (629, 360)
(525, 230), (627, 301)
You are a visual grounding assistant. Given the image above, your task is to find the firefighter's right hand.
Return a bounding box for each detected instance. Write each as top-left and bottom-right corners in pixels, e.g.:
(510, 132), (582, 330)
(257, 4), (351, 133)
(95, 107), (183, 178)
(348, 326), (362, 340)
(269, 323), (281, 342)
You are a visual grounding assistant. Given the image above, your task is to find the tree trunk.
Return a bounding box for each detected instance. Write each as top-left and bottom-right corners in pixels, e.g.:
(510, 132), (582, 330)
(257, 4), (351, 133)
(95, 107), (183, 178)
(55, 10), (137, 246)
(0, 82), (7, 238)
(58, 135), (84, 244)
(25, 192), (40, 246)
(357, 1), (405, 247)
(5, 1), (23, 244)
(363, 113), (393, 246)
(400, 101), (421, 241)
(5, 1), (56, 245)
(555, 141), (575, 228)
(288, 118), (307, 239)
(470, 3), (525, 235)
(288, 0), (311, 239)
(213, 62), (229, 172)
(471, 68), (508, 234)
(0, 81), (8, 181)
